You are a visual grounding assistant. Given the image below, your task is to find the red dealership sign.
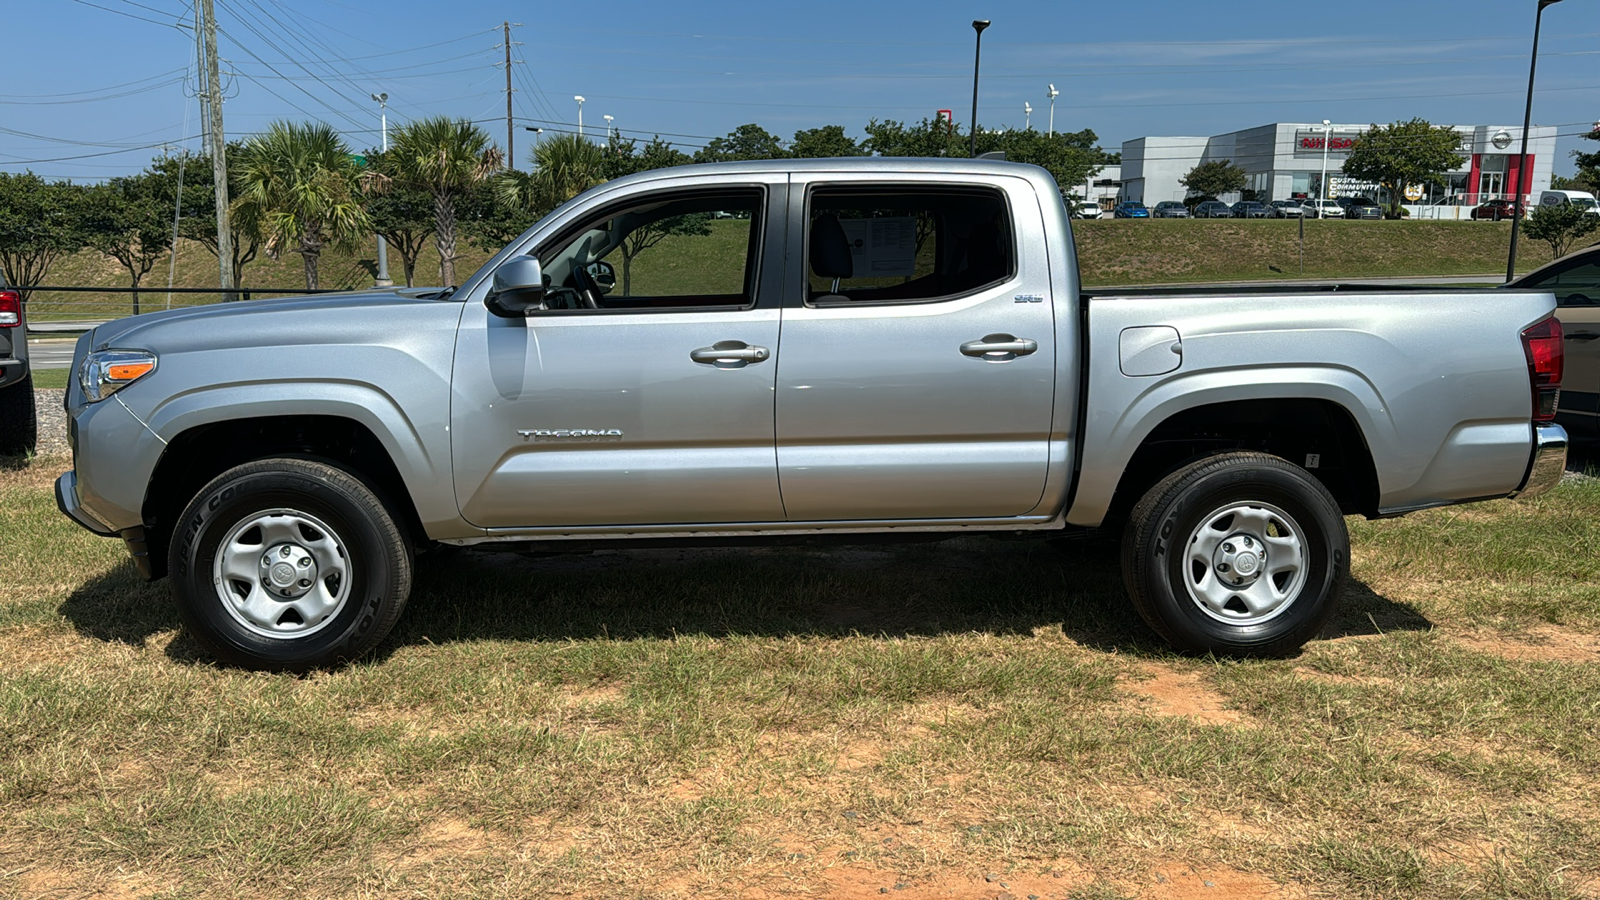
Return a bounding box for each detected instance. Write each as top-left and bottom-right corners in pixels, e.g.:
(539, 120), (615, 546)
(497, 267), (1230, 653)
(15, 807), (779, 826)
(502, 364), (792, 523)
(1299, 136), (1356, 151)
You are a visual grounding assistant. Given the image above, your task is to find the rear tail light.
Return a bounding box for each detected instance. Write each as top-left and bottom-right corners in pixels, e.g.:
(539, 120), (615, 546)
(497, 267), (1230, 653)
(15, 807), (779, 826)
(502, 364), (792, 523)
(0, 290), (19, 328)
(1522, 317), (1563, 423)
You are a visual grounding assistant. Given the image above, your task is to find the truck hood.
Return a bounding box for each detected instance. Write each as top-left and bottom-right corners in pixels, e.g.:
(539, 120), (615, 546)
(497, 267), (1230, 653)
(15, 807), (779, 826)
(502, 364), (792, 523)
(88, 287), (456, 353)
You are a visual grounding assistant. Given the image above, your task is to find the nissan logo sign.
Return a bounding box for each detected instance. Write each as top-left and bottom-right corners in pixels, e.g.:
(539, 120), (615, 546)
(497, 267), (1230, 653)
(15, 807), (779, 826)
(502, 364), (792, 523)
(1492, 130), (1513, 150)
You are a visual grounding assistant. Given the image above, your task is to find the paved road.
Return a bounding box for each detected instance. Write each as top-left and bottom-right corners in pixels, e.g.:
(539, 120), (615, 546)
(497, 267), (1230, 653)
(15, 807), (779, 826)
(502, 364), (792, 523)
(29, 338), (77, 369)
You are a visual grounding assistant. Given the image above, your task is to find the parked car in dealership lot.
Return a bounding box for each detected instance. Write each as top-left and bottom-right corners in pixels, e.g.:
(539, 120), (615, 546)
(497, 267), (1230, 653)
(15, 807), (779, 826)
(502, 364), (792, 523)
(1193, 200), (1233, 219)
(1300, 199), (1341, 219)
(1231, 201), (1271, 219)
(1538, 189), (1600, 217)
(1075, 201), (1103, 219)
(1472, 199), (1521, 221)
(1152, 201), (1190, 218)
(1343, 198), (1383, 220)
(1270, 200), (1306, 218)
(1113, 201), (1150, 218)
(1507, 244), (1599, 440)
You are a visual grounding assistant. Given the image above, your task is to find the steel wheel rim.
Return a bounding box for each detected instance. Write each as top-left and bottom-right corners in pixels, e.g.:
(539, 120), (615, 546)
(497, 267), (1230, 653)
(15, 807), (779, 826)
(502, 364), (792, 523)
(212, 508), (352, 639)
(1182, 500), (1309, 625)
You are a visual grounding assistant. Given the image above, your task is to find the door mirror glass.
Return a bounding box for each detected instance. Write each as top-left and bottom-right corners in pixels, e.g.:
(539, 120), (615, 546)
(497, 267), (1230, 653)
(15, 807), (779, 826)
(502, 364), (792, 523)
(486, 257), (546, 317)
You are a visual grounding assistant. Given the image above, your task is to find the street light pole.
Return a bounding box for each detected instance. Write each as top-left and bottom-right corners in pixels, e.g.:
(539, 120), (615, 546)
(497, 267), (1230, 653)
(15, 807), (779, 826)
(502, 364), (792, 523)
(575, 95), (585, 137)
(1047, 84), (1058, 136)
(1024, 102), (1031, 131)
(968, 19), (989, 159)
(371, 92), (391, 287)
(1319, 119), (1332, 204)
(1508, 0), (1564, 283)
(603, 114), (614, 142)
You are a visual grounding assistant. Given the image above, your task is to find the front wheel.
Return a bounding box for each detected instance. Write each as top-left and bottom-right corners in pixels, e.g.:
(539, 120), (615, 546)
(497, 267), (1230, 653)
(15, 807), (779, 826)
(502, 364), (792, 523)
(169, 458), (413, 671)
(1121, 452), (1348, 657)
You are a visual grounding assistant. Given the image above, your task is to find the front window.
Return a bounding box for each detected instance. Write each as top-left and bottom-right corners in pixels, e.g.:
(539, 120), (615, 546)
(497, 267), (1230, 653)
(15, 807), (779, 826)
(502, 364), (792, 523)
(536, 188), (763, 311)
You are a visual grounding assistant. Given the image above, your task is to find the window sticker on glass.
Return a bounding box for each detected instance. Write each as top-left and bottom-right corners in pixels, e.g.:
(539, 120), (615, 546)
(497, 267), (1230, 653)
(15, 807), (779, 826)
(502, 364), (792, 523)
(839, 217), (918, 277)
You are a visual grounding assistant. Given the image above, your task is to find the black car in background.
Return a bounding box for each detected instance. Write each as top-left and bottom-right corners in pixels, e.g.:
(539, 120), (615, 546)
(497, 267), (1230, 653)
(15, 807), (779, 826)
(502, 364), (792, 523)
(1193, 200), (1232, 218)
(1343, 197), (1383, 220)
(1505, 245), (1600, 439)
(1152, 201), (1190, 218)
(1231, 201), (1271, 219)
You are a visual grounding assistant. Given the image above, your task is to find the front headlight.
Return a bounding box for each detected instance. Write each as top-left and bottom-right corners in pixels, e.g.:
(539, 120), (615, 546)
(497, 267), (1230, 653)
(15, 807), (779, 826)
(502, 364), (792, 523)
(80, 349), (157, 403)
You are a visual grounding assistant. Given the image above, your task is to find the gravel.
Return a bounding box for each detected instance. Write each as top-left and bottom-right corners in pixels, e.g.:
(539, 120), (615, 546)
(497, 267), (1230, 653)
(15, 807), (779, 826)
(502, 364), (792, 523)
(34, 389), (68, 458)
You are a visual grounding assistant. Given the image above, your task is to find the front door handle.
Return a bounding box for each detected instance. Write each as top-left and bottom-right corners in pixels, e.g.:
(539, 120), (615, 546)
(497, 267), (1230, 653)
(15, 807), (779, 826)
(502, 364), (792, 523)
(1565, 331), (1600, 342)
(960, 334), (1038, 362)
(690, 340), (770, 368)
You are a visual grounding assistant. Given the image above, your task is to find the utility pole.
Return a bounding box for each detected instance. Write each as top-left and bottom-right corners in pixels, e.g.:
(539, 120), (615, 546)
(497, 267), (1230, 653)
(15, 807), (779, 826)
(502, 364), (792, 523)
(200, 0), (235, 299)
(504, 21), (514, 167)
(371, 93), (391, 287)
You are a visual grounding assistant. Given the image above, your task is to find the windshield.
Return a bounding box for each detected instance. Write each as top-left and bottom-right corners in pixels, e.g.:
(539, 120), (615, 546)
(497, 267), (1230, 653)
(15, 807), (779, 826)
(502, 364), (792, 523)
(1574, 198), (1598, 209)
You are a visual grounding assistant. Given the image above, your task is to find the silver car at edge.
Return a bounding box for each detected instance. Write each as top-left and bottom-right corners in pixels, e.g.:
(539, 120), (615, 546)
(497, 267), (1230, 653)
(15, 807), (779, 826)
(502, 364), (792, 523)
(56, 158), (1566, 670)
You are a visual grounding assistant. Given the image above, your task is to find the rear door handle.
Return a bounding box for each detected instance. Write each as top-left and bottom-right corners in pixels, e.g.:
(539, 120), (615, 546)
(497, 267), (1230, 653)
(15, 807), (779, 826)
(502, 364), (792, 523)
(690, 341), (770, 367)
(1566, 332), (1600, 342)
(960, 334), (1038, 362)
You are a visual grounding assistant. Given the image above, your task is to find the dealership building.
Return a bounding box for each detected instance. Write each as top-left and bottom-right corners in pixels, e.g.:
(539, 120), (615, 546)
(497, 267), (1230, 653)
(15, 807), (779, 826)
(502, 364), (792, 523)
(1118, 122), (1558, 208)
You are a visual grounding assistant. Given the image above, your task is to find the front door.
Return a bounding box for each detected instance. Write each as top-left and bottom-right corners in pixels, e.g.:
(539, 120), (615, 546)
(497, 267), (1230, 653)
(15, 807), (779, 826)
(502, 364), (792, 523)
(774, 178), (1058, 521)
(451, 184), (788, 528)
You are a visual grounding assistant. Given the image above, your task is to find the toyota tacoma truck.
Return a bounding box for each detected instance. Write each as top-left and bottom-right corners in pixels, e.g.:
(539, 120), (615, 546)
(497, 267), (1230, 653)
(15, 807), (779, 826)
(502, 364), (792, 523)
(54, 159), (1569, 670)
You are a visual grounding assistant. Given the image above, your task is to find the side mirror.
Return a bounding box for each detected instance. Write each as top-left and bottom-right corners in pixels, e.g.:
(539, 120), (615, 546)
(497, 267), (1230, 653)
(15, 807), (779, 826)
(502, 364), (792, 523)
(486, 257), (546, 317)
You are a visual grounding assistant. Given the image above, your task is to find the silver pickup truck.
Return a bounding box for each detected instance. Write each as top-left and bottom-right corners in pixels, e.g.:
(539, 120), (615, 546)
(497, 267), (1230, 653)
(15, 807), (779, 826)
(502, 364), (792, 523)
(55, 159), (1568, 670)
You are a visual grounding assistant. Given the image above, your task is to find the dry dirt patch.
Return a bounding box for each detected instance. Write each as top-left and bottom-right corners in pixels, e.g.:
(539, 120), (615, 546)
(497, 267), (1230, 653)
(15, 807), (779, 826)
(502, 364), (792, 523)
(1121, 663), (1244, 725)
(1452, 625), (1600, 663)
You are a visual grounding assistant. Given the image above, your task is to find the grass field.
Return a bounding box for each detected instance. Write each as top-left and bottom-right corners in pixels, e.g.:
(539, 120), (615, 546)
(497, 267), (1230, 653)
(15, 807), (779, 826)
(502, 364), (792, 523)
(19, 218), (1573, 324)
(2, 447), (1598, 899)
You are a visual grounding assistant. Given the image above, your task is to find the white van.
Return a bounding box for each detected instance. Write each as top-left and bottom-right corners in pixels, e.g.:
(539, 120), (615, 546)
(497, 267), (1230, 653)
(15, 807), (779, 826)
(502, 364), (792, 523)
(1538, 190), (1600, 217)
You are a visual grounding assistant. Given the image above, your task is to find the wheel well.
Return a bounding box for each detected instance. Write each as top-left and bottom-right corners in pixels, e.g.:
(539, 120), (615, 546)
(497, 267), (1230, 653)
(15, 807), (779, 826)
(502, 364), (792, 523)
(1104, 398), (1379, 526)
(141, 416), (426, 580)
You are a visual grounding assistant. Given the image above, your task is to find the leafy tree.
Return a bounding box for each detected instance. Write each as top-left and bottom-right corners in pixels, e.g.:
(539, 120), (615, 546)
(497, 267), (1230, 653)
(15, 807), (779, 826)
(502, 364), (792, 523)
(1181, 160), (1247, 198)
(82, 174), (173, 314)
(790, 125), (865, 159)
(0, 172), (90, 302)
(1552, 174), (1595, 194)
(1573, 126), (1600, 194)
(694, 124), (787, 163)
(1342, 118), (1464, 218)
(376, 117), (503, 286)
(1524, 202), (1600, 259)
(862, 117), (966, 158)
(361, 150), (434, 287)
(146, 147), (263, 292)
(983, 127), (1106, 198)
(460, 180), (540, 254)
(233, 121), (370, 291)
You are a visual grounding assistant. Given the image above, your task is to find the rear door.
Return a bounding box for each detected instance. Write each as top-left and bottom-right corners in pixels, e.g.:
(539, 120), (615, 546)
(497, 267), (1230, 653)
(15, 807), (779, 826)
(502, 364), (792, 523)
(773, 174), (1057, 521)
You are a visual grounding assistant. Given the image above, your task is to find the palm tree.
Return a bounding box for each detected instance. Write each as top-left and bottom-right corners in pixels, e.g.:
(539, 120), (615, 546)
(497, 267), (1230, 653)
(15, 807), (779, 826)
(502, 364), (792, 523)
(493, 133), (607, 221)
(232, 121), (369, 291)
(382, 117), (502, 287)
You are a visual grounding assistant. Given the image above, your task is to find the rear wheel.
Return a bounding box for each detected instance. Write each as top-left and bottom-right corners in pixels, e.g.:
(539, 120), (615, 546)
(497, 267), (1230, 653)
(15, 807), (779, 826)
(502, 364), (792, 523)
(169, 458), (412, 671)
(0, 373), (37, 456)
(1121, 452), (1348, 656)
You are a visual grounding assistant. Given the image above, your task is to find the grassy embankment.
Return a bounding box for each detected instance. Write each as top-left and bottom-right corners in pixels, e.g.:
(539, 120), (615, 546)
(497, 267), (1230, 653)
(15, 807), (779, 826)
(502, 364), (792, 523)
(22, 219), (1562, 323)
(2, 446), (1599, 899)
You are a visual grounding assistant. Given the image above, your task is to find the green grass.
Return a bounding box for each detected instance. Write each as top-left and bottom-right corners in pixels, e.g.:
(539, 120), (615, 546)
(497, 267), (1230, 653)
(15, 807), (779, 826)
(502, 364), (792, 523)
(1072, 218), (1564, 286)
(28, 368), (69, 390)
(3, 451), (1600, 898)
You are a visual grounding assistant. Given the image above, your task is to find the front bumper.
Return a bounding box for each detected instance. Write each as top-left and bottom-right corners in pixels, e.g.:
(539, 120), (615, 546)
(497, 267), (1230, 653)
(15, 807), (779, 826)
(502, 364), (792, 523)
(56, 471), (117, 536)
(1510, 424), (1568, 500)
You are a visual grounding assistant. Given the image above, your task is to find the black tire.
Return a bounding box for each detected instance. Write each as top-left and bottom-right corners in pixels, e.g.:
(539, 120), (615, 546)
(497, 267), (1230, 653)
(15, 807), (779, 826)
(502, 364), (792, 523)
(1121, 452), (1348, 657)
(0, 373), (38, 456)
(169, 458), (412, 671)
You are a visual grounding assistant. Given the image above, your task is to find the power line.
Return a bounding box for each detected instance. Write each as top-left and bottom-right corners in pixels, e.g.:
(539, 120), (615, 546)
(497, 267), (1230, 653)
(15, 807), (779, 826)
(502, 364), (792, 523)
(67, 0), (189, 29)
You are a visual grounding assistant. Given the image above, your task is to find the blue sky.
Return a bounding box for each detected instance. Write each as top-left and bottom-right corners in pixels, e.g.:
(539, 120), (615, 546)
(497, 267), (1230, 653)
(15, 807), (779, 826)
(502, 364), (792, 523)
(5, 0), (1597, 181)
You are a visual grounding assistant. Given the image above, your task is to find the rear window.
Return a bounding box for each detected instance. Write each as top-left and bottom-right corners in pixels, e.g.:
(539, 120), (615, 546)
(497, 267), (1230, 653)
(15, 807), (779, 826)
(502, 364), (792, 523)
(805, 187), (1013, 306)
